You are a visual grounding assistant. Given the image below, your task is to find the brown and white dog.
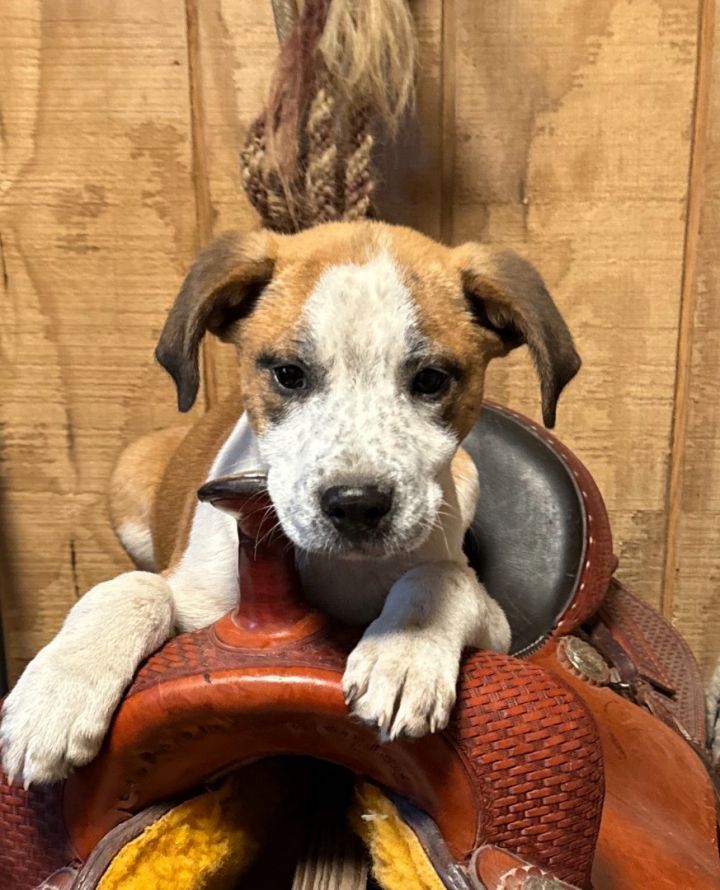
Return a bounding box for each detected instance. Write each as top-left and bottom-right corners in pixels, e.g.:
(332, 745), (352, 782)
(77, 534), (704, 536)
(0, 221), (580, 786)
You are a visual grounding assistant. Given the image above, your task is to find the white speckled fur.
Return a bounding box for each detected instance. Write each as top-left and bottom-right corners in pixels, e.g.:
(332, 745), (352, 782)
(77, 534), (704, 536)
(261, 252), (458, 560)
(1, 251), (511, 785)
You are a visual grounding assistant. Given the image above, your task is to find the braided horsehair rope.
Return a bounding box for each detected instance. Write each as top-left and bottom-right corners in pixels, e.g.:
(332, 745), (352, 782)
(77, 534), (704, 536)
(241, 0), (406, 232)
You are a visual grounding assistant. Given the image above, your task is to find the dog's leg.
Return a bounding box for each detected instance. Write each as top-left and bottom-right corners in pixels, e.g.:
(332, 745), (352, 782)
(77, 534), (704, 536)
(342, 561), (511, 741)
(0, 571), (173, 786)
(109, 425), (189, 571)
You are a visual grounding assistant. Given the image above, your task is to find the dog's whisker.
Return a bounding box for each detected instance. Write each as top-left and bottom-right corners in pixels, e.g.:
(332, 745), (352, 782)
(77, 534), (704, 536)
(420, 512), (452, 558)
(249, 519), (281, 555)
(253, 518), (285, 554)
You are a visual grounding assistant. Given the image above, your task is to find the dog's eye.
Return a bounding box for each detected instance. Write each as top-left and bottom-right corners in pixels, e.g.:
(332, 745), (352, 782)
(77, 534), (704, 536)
(412, 367), (450, 397)
(273, 364), (306, 391)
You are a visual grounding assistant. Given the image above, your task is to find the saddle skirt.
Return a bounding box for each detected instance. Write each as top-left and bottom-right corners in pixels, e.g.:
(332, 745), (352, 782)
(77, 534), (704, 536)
(1, 403), (717, 890)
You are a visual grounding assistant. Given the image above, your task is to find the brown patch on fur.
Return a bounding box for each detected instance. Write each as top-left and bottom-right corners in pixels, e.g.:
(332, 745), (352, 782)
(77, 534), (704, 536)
(453, 242), (581, 428)
(452, 446), (476, 480)
(150, 392), (246, 570)
(109, 426), (190, 560)
(149, 221), (579, 566)
(155, 230), (277, 413)
(372, 225), (579, 433)
(381, 226), (506, 439)
(226, 222), (387, 433)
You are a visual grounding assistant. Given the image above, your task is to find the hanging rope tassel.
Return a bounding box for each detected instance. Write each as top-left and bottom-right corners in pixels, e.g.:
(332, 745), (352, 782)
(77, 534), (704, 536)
(240, 0), (415, 232)
(343, 105), (374, 221)
(304, 76), (341, 225)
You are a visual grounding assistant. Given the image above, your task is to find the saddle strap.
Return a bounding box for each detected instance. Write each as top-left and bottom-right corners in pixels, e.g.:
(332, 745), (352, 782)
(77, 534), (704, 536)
(589, 579), (706, 744)
(588, 581), (720, 819)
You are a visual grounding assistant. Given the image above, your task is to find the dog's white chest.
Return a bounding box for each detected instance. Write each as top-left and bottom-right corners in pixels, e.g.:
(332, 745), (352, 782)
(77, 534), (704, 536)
(298, 554), (416, 625)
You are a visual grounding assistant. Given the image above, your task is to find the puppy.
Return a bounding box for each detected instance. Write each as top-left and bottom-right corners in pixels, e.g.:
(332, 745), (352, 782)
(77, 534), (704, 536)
(0, 221), (580, 786)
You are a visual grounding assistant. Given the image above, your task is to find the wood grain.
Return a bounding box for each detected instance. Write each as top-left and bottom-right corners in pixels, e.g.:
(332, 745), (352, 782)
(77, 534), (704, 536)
(376, 0), (445, 240)
(1, 0), (720, 679)
(451, 0), (700, 612)
(185, 0), (222, 407)
(671, 0), (720, 677)
(0, 0), (198, 682)
(661, 0), (715, 622)
(187, 0), (277, 401)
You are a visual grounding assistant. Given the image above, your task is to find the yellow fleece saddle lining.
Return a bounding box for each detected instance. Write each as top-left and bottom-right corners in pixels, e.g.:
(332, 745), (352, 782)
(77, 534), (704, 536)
(97, 767), (445, 890)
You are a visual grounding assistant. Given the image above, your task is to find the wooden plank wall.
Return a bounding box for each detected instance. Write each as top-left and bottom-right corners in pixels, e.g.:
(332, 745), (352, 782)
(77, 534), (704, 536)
(1, 0), (719, 683)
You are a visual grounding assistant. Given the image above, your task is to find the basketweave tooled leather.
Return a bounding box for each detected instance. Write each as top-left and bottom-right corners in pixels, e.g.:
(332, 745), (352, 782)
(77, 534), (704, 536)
(4, 618), (717, 890)
(0, 776), (76, 889)
(533, 639), (720, 889)
(59, 642), (603, 888)
(1, 404), (718, 890)
(594, 579), (707, 744)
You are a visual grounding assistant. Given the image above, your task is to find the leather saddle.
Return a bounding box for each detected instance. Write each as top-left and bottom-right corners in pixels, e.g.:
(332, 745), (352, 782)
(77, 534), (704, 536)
(1, 402), (718, 889)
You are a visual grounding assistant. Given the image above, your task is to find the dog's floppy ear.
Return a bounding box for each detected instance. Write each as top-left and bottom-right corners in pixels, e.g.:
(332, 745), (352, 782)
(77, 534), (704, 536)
(156, 230), (276, 412)
(454, 243), (581, 428)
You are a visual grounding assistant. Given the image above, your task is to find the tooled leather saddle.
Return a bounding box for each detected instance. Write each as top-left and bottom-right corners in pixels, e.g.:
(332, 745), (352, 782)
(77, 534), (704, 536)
(1, 402), (718, 889)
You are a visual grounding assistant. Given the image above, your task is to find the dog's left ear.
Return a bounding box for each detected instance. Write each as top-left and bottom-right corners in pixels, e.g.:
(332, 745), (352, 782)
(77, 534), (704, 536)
(454, 243), (581, 428)
(155, 230), (276, 412)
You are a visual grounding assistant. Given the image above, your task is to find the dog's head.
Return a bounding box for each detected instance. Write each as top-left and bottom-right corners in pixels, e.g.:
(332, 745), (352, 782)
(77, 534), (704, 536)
(156, 222), (579, 558)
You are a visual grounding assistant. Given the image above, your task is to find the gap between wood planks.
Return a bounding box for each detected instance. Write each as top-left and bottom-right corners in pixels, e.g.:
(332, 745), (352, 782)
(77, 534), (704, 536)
(185, 0), (220, 410)
(661, 0), (716, 621)
(439, 0), (456, 244)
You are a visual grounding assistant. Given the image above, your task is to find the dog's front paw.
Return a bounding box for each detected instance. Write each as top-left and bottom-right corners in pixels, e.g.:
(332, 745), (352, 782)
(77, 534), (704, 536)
(343, 631), (460, 742)
(1, 647), (126, 786)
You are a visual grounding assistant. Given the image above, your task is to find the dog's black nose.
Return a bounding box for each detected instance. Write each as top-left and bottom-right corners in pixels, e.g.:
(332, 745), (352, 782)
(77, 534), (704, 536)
(321, 485), (393, 534)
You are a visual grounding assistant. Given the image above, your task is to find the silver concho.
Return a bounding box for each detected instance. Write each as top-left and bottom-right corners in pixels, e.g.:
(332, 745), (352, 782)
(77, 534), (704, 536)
(558, 636), (611, 686)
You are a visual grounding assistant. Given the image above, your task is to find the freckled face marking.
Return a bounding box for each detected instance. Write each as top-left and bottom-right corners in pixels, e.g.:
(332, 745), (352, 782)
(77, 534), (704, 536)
(156, 219), (577, 561)
(253, 251), (463, 556)
(225, 224), (507, 557)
